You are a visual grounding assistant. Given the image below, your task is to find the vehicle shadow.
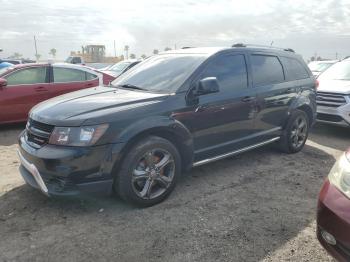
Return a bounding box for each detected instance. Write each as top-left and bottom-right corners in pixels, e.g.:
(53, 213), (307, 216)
(0, 123), (25, 146)
(0, 143), (335, 262)
(309, 123), (350, 152)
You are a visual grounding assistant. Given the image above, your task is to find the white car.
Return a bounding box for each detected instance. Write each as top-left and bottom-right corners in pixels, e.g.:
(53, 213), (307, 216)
(316, 59), (350, 127)
(308, 60), (338, 77)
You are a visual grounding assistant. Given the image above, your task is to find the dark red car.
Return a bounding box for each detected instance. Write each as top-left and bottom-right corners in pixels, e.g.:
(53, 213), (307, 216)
(317, 147), (350, 261)
(0, 63), (115, 124)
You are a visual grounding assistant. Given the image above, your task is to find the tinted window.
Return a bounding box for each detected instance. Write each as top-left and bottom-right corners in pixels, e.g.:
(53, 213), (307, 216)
(6, 67), (47, 85)
(199, 54), (248, 91)
(53, 68), (86, 82)
(112, 54), (207, 93)
(280, 57), (309, 80)
(251, 55), (284, 86)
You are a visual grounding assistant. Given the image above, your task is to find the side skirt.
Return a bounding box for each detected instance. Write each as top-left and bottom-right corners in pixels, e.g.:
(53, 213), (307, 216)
(192, 137), (280, 167)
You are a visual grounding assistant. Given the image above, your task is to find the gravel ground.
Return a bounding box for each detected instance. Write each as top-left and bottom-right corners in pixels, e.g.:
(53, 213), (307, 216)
(1, 123), (349, 262)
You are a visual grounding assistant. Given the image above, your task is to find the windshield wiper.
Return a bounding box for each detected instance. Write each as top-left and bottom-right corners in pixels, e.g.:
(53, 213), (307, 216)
(117, 84), (146, 91)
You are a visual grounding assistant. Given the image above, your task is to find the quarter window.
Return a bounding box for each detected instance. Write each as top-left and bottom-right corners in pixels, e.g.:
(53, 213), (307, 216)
(251, 55), (284, 86)
(6, 67), (47, 85)
(280, 57), (309, 80)
(53, 68), (87, 83)
(199, 54), (248, 91)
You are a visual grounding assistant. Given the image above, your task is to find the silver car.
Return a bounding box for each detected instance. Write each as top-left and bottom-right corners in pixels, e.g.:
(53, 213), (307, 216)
(316, 59), (350, 127)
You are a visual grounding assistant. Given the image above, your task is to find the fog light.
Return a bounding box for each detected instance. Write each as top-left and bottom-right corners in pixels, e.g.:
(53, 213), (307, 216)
(321, 230), (337, 246)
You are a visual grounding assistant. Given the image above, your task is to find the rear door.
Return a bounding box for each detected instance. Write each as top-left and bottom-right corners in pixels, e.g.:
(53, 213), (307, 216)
(49, 66), (99, 97)
(249, 53), (297, 141)
(0, 66), (50, 123)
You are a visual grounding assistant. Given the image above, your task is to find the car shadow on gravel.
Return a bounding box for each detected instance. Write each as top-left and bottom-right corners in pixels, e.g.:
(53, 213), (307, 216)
(309, 123), (350, 152)
(0, 143), (336, 262)
(0, 123), (25, 146)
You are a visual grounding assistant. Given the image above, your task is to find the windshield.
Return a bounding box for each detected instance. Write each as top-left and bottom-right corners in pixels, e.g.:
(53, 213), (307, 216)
(111, 54), (208, 93)
(309, 62), (335, 72)
(109, 61), (132, 73)
(318, 61), (350, 80)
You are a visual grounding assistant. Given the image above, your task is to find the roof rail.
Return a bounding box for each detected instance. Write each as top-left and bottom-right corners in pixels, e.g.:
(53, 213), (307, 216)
(231, 43), (295, 53)
(181, 46), (194, 49)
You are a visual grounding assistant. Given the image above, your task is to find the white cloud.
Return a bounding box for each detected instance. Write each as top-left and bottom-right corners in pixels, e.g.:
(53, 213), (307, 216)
(1, 0), (350, 60)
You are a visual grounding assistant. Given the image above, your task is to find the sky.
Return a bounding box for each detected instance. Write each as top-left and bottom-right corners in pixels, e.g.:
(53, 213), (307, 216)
(1, 0), (350, 61)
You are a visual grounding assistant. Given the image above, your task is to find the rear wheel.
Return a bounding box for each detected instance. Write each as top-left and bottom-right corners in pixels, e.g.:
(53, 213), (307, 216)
(278, 109), (309, 154)
(114, 136), (181, 207)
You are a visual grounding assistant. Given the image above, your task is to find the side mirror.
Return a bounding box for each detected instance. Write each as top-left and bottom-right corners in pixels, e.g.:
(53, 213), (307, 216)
(0, 78), (7, 88)
(194, 77), (220, 96)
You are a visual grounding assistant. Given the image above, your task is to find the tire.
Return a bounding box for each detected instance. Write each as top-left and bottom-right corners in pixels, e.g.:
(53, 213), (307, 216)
(114, 136), (181, 207)
(278, 109), (309, 154)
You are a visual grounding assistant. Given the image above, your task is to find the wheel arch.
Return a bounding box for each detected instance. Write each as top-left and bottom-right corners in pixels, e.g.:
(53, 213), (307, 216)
(113, 117), (194, 176)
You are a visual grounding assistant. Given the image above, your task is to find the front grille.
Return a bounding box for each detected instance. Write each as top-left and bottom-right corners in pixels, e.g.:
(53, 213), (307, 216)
(25, 119), (54, 148)
(317, 113), (344, 123)
(317, 92), (348, 108)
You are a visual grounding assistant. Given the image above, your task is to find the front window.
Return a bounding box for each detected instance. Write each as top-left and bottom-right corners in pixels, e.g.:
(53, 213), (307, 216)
(318, 61), (350, 80)
(112, 54), (208, 93)
(53, 67), (90, 82)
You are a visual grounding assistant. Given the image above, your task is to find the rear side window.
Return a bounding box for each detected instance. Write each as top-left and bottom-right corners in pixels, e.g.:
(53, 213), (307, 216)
(6, 67), (47, 85)
(280, 57), (309, 80)
(199, 54), (248, 91)
(53, 68), (87, 82)
(251, 55), (284, 86)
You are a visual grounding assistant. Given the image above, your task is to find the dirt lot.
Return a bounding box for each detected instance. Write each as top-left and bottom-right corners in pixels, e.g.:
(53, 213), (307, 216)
(1, 123), (349, 262)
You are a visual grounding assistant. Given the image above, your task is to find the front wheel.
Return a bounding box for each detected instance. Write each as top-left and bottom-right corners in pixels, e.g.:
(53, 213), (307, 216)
(278, 110), (309, 154)
(114, 136), (181, 207)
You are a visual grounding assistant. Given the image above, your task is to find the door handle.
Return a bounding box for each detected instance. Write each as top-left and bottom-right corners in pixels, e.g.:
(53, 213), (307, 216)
(34, 86), (48, 92)
(241, 96), (254, 102)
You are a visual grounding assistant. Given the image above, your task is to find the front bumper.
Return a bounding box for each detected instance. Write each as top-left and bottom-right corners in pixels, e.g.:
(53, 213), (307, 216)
(317, 179), (350, 262)
(18, 131), (124, 197)
(317, 104), (350, 127)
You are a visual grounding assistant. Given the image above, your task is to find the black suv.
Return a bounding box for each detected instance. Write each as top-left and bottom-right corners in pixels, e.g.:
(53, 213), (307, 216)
(18, 45), (317, 206)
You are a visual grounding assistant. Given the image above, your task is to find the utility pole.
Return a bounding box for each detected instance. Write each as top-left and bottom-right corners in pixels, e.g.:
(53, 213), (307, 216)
(114, 40), (116, 57)
(34, 35), (38, 61)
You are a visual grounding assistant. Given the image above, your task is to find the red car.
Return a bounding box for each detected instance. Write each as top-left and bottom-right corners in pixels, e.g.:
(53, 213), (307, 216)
(0, 63), (115, 124)
(317, 147), (350, 262)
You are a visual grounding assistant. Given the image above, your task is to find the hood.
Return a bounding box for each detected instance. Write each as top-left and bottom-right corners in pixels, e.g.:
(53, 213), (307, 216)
(30, 86), (169, 126)
(317, 79), (350, 94)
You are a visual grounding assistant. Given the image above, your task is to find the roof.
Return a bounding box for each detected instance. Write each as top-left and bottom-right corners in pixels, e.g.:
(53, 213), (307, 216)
(159, 45), (299, 56)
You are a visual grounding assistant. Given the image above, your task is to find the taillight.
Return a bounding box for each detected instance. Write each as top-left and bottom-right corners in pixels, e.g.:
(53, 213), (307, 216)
(315, 79), (319, 90)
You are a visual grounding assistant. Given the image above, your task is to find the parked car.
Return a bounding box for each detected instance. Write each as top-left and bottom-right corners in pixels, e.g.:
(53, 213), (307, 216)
(0, 60), (14, 69)
(317, 147), (350, 262)
(100, 60), (141, 77)
(18, 45), (317, 206)
(308, 60), (338, 77)
(316, 59), (350, 127)
(0, 63), (115, 124)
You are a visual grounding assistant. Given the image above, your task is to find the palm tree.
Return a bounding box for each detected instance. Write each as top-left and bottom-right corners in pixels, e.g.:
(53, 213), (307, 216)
(153, 49), (159, 55)
(164, 47), (172, 51)
(35, 54), (41, 61)
(49, 48), (57, 58)
(140, 54), (147, 59)
(129, 53), (136, 59)
(10, 52), (23, 59)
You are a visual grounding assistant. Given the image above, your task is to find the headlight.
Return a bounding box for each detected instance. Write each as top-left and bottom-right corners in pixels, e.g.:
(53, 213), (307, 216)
(49, 124), (109, 146)
(328, 150), (350, 198)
